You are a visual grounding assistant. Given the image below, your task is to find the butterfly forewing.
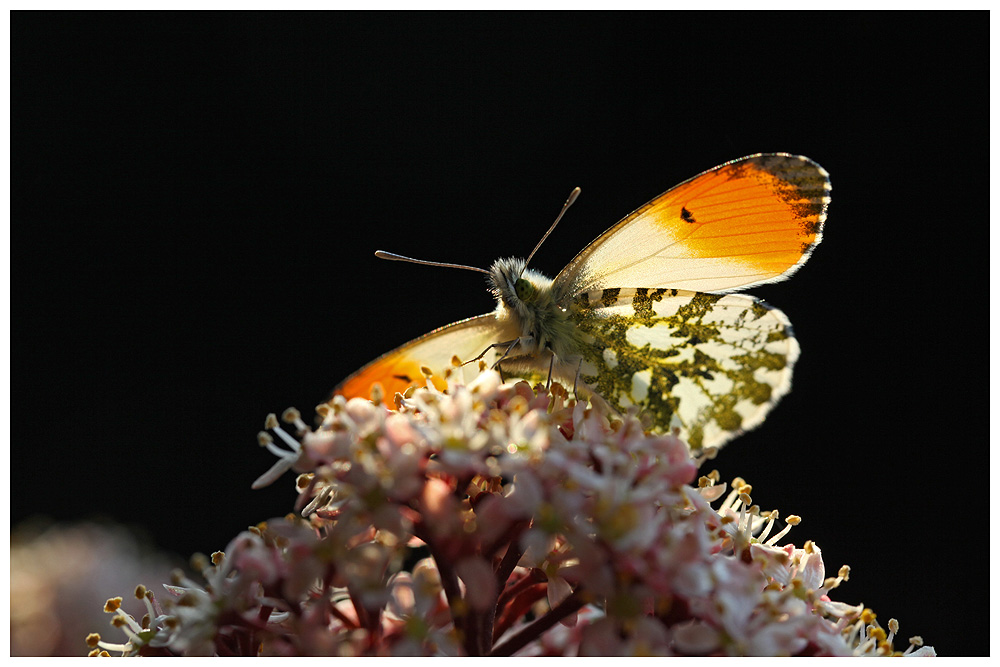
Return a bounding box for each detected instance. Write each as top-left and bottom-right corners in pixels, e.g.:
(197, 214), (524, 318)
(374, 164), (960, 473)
(569, 288), (799, 450)
(335, 314), (515, 404)
(553, 154), (830, 299)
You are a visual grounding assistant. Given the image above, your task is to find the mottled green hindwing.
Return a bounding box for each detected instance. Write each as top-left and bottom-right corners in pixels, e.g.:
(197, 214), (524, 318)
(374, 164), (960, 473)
(570, 288), (799, 451)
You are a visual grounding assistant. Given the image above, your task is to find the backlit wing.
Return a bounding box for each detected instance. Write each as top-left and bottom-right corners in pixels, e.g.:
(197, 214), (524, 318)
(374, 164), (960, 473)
(553, 154), (830, 299)
(334, 314), (516, 405)
(569, 287), (799, 450)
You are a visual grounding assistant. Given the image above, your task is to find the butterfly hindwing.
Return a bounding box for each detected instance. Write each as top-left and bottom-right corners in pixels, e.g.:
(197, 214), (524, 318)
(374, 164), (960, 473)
(569, 288), (799, 450)
(553, 154), (830, 299)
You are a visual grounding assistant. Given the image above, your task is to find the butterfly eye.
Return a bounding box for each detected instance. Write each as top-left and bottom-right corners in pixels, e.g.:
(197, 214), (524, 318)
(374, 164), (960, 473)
(514, 277), (537, 303)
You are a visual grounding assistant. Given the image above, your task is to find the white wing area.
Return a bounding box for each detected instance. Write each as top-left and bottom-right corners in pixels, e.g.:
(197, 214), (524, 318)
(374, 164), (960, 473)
(570, 289), (800, 450)
(557, 212), (782, 295)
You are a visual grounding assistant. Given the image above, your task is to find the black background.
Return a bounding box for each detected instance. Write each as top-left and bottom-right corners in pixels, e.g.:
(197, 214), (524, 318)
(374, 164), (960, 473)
(16, 12), (986, 656)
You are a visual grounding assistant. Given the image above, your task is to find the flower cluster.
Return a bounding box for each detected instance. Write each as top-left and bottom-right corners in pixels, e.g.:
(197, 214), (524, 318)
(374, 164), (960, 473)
(11, 523), (175, 656)
(89, 371), (934, 656)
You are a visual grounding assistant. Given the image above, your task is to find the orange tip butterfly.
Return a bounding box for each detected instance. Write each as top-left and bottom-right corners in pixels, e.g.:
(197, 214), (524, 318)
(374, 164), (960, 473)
(334, 153), (830, 452)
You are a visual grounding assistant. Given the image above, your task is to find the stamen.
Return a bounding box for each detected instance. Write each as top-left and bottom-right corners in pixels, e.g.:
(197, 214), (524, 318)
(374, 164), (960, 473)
(95, 639), (131, 654)
(190, 553), (210, 573)
(111, 608), (143, 638)
(270, 423), (301, 451)
(765, 515), (800, 546)
(281, 407), (309, 433)
(720, 477), (747, 512)
(887, 618), (899, 643)
(756, 510), (778, 542)
(302, 483), (335, 516)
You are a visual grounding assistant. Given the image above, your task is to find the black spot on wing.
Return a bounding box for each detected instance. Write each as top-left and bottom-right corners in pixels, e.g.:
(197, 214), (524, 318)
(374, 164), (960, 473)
(681, 206), (696, 223)
(632, 288), (653, 318)
(803, 218), (824, 235)
(601, 288), (621, 307)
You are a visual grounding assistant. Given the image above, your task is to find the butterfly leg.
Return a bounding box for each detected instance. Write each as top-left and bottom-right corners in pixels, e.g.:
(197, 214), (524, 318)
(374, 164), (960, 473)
(490, 339), (528, 383)
(463, 338), (528, 381)
(462, 339), (519, 367)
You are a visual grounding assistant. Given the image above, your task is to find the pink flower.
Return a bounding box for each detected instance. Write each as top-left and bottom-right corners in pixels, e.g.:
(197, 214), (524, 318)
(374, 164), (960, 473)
(95, 370), (934, 656)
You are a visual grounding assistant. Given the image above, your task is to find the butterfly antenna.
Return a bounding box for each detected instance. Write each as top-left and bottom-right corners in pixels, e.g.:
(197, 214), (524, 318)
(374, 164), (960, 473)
(374, 250), (491, 275)
(521, 186), (581, 276)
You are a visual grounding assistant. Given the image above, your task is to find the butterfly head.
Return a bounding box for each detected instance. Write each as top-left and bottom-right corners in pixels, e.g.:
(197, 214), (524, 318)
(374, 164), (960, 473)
(514, 276), (538, 303)
(489, 256), (556, 318)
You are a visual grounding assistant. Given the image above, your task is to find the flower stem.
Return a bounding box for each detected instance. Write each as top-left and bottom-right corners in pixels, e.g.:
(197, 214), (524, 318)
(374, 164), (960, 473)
(490, 587), (587, 657)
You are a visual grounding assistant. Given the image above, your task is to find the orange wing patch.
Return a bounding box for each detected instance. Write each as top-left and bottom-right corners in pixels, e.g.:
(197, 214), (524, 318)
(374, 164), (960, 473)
(553, 153), (830, 296)
(337, 355), (449, 404)
(332, 314), (513, 407)
(654, 155), (827, 276)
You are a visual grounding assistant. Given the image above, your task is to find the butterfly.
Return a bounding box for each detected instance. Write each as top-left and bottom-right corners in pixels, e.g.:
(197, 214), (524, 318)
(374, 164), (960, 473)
(333, 154), (830, 451)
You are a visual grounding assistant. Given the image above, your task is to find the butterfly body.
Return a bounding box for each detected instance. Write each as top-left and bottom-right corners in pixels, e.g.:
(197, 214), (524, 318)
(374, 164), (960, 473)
(484, 257), (589, 383)
(334, 154), (830, 452)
